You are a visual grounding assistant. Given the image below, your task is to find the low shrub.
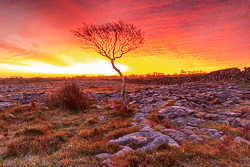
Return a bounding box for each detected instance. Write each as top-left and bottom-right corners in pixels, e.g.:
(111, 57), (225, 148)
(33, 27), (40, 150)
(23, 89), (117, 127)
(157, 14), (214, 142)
(240, 106), (250, 116)
(45, 81), (91, 112)
(111, 99), (134, 117)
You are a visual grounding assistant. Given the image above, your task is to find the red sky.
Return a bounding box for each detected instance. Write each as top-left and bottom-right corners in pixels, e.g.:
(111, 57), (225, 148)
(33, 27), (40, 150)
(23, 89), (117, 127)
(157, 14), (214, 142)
(0, 0), (249, 77)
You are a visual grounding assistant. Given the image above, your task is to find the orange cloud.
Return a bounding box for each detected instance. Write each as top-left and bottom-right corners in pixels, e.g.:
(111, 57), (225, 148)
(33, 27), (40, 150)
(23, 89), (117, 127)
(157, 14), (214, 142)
(0, 0), (249, 77)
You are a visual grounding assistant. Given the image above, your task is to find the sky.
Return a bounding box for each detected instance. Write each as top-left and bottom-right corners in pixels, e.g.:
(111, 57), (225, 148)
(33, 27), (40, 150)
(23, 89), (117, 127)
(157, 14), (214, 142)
(0, 0), (249, 77)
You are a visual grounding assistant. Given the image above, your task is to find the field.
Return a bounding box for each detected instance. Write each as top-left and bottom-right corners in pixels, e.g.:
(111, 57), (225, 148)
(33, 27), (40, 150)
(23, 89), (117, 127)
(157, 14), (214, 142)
(0, 68), (250, 166)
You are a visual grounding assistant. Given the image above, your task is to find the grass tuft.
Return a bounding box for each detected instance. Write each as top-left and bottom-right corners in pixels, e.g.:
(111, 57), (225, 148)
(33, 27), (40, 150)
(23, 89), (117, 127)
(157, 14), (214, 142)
(45, 81), (92, 112)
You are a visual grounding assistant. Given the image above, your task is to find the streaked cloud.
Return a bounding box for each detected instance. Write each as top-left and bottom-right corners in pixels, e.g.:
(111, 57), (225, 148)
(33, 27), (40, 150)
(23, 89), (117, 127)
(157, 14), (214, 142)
(0, 0), (249, 76)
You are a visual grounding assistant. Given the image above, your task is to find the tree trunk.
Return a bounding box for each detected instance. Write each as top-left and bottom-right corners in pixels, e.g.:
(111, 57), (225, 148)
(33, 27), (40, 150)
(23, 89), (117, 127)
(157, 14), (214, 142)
(110, 59), (129, 112)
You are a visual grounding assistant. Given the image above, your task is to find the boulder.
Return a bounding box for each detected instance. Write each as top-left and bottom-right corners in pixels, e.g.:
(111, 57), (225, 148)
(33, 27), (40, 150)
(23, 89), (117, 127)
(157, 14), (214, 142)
(130, 136), (147, 147)
(170, 117), (205, 127)
(95, 153), (114, 159)
(158, 106), (190, 120)
(234, 136), (250, 145)
(115, 146), (134, 156)
(200, 128), (223, 138)
(137, 135), (180, 152)
(97, 116), (105, 121)
(109, 124), (179, 151)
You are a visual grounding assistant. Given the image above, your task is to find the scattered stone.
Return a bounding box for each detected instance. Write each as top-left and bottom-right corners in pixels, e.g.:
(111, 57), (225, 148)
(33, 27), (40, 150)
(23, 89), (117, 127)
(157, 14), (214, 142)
(161, 128), (186, 142)
(8, 113), (15, 118)
(158, 106), (190, 120)
(98, 116), (105, 121)
(234, 136), (250, 145)
(140, 106), (153, 112)
(180, 129), (204, 142)
(2, 80), (250, 158)
(109, 124), (180, 150)
(95, 153), (114, 159)
(216, 120), (230, 125)
(219, 135), (228, 142)
(114, 146), (134, 156)
(130, 122), (139, 127)
(100, 158), (113, 167)
(200, 128), (223, 138)
(184, 126), (200, 133)
(130, 136), (147, 147)
(138, 134), (180, 152)
(0, 102), (12, 108)
(171, 117), (205, 127)
(231, 118), (246, 128)
(243, 91), (250, 95)
(96, 105), (104, 109)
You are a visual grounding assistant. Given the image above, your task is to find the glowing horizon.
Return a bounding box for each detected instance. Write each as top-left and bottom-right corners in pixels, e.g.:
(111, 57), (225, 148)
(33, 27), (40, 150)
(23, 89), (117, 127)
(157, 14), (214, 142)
(0, 0), (249, 77)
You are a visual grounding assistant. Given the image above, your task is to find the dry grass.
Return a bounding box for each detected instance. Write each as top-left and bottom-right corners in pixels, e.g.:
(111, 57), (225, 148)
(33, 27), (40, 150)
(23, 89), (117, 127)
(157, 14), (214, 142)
(44, 81), (92, 112)
(1, 81), (250, 166)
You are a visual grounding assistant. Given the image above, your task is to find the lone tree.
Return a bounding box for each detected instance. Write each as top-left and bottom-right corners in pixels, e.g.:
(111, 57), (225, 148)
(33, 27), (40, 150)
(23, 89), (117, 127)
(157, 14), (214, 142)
(71, 20), (144, 112)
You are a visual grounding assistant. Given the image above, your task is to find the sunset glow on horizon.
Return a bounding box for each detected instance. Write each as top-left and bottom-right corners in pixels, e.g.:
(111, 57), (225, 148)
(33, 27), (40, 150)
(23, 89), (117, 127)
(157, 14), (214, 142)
(0, 0), (249, 77)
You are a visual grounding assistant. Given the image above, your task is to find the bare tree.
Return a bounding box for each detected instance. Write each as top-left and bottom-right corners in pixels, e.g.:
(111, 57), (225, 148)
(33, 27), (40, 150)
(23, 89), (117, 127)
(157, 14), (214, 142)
(71, 20), (144, 112)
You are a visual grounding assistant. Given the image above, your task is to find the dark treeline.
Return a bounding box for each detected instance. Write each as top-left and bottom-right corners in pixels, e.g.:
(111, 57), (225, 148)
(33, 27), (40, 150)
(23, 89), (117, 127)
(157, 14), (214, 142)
(121, 67), (250, 85)
(0, 67), (249, 85)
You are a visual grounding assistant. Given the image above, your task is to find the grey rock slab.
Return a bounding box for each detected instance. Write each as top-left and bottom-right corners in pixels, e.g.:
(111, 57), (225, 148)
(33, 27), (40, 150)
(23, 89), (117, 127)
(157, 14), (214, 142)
(95, 153), (114, 159)
(109, 132), (146, 146)
(217, 114), (229, 120)
(140, 106), (153, 113)
(8, 113), (15, 118)
(244, 120), (250, 129)
(175, 99), (188, 106)
(0, 102), (12, 108)
(139, 117), (148, 123)
(234, 136), (250, 145)
(243, 91), (250, 95)
(115, 146), (134, 156)
(130, 136), (147, 147)
(100, 159), (113, 167)
(204, 114), (218, 120)
(134, 113), (150, 119)
(180, 129), (204, 142)
(231, 118), (248, 128)
(217, 110), (239, 117)
(97, 116), (105, 121)
(216, 120), (230, 125)
(109, 124), (180, 152)
(130, 122), (139, 127)
(200, 128), (223, 138)
(184, 126), (200, 133)
(158, 106), (191, 120)
(137, 135), (180, 152)
(162, 128), (186, 143)
(187, 134), (204, 142)
(96, 105), (104, 109)
(140, 124), (154, 132)
(171, 117), (205, 127)
(151, 101), (168, 108)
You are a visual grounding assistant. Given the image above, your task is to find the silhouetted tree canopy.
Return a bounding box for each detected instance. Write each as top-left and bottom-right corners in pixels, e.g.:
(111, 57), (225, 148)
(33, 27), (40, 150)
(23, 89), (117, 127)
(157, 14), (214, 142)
(71, 20), (144, 112)
(71, 20), (144, 60)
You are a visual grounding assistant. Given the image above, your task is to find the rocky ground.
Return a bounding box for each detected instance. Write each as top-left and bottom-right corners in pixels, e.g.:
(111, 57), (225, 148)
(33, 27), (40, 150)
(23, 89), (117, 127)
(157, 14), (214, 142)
(91, 81), (250, 166)
(1, 80), (250, 166)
